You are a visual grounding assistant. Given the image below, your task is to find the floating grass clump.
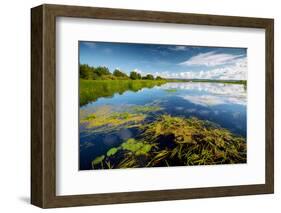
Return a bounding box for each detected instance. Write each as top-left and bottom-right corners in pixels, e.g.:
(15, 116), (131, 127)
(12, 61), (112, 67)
(164, 89), (177, 93)
(82, 114), (96, 121)
(80, 105), (163, 134)
(130, 105), (162, 113)
(81, 111), (146, 133)
(91, 115), (246, 169)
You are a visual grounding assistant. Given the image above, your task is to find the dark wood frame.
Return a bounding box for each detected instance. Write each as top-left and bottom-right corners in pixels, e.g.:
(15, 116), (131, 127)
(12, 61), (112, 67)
(31, 4), (274, 208)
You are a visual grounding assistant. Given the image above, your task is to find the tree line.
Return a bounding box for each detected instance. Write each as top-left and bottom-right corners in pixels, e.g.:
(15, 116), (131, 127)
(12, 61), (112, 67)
(79, 64), (164, 80)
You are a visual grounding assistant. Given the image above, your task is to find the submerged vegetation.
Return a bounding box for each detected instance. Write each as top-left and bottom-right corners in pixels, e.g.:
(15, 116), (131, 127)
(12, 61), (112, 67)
(89, 112), (246, 169)
(81, 111), (146, 133)
(80, 105), (162, 133)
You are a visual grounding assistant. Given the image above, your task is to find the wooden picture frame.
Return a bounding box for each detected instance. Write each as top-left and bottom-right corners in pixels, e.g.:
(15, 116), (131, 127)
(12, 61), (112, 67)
(31, 4), (274, 208)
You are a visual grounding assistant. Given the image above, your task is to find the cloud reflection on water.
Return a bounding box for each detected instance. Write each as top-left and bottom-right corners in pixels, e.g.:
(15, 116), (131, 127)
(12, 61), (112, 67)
(159, 82), (246, 106)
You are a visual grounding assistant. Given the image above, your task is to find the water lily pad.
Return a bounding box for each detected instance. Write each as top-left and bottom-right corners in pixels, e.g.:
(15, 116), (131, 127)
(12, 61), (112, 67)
(106, 147), (119, 157)
(92, 155), (105, 166)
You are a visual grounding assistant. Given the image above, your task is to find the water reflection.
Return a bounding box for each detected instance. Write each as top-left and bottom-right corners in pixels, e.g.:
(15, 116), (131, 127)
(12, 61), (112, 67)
(160, 82), (246, 106)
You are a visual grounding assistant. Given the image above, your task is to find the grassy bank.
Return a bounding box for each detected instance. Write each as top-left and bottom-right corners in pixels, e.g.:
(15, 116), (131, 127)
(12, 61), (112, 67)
(80, 79), (167, 106)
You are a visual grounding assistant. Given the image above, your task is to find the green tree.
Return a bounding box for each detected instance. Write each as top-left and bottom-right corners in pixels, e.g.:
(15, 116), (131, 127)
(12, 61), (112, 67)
(130, 71), (141, 80)
(155, 76), (163, 80)
(94, 66), (111, 77)
(79, 64), (93, 79)
(113, 69), (129, 79)
(145, 74), (154, 80)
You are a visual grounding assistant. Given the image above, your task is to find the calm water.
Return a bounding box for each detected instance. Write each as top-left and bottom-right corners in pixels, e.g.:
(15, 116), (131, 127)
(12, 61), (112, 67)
(79, 82), (247, 170)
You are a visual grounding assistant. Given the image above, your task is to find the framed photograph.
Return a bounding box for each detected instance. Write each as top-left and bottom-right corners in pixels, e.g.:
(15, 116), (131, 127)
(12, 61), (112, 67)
(31, 4), (274, 208)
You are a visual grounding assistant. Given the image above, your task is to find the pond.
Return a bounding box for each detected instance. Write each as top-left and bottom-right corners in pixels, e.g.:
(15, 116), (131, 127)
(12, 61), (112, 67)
(79, 81), (247, 170)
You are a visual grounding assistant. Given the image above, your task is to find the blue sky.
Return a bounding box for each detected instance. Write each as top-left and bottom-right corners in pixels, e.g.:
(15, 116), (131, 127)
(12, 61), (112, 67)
(79, 41), (247, 80)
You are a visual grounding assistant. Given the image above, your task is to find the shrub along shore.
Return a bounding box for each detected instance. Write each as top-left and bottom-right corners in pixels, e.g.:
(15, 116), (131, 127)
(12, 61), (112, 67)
(80, 64), (164, 80)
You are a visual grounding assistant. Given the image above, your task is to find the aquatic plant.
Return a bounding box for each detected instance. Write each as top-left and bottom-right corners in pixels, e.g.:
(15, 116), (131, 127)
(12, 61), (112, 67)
(130, 105), (162, 113)
(92, 138), (155, 169)
(91, 115), (246, 169)
(106, 147), (119, 157)
(82, 114), (96, 121)
(81, 111), (146, 133)
(121, 138), (153, 156)
(164, 89), (177, 93)
(143, 115), (246, 166)
(92, 155), (105, 169)
(80, 105), (164, 134)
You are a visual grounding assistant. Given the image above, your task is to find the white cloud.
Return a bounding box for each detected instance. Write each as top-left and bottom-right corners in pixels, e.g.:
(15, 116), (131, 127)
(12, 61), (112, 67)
(135, 69), (159, 77)
(181, 94), (245, 106)
(182, 95), (225, 106)
(133, 68), (143, 74)
(179, 51), (245, 67)
(158, 57), (247, 80)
